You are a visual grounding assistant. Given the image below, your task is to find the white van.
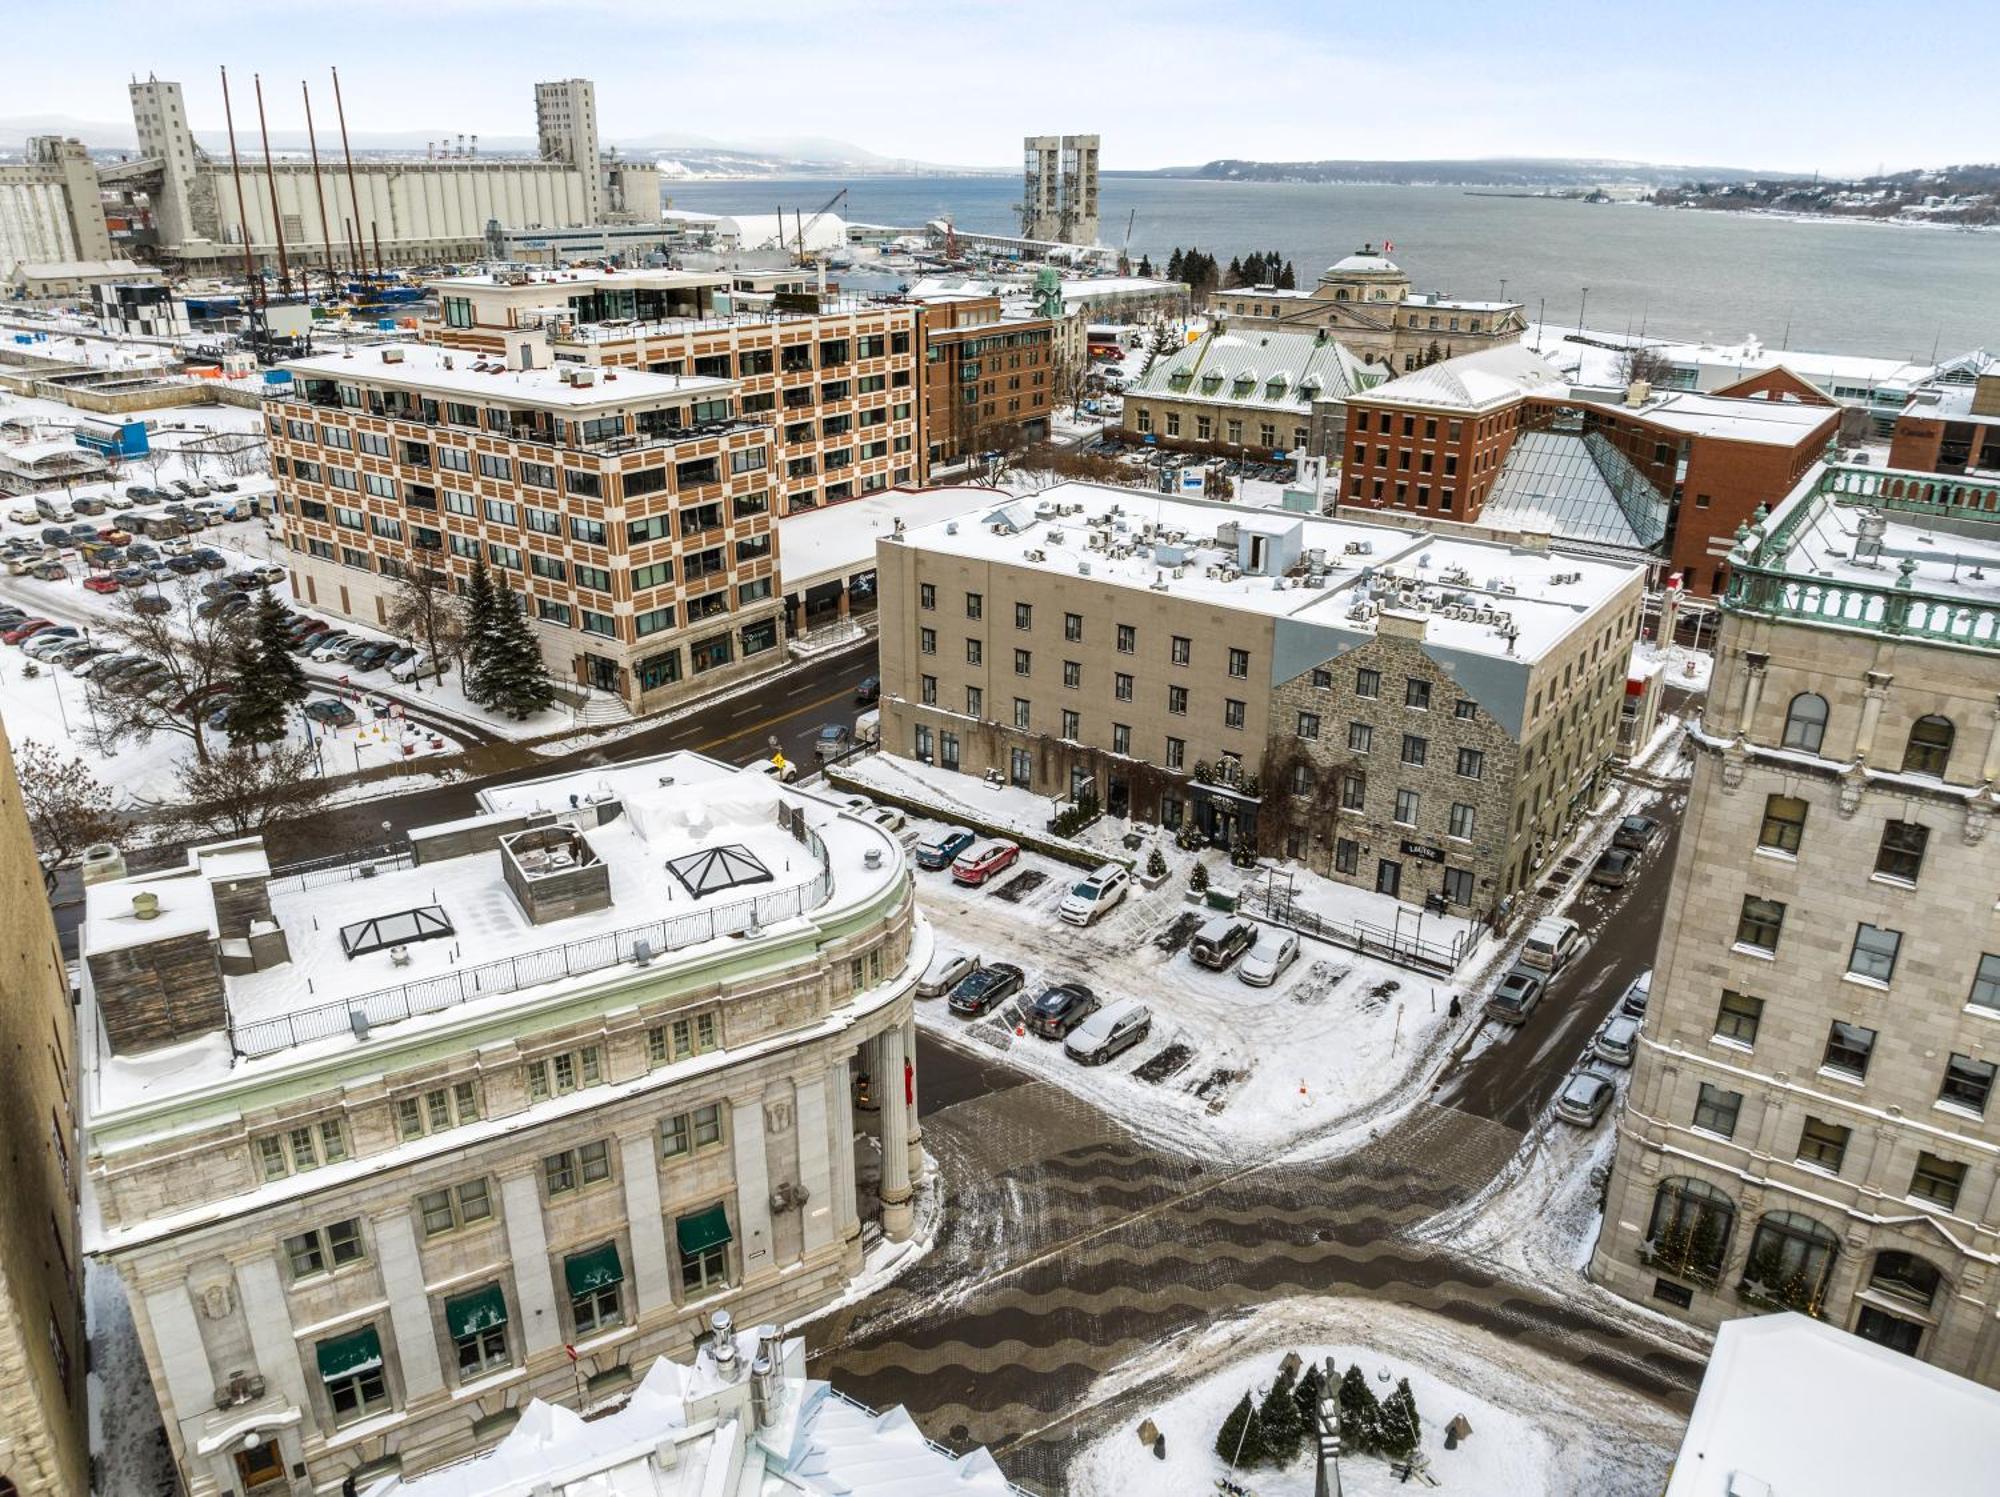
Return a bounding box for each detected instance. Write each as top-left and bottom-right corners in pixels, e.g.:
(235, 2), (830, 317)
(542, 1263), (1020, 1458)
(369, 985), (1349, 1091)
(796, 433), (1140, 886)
(1518, 916), (1583, 974)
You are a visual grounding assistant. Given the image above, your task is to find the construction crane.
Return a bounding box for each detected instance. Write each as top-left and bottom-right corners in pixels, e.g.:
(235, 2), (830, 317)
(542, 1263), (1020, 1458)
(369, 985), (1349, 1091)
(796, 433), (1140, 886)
(1117, 207), (1136, 276)
(794, 186), (849, 266)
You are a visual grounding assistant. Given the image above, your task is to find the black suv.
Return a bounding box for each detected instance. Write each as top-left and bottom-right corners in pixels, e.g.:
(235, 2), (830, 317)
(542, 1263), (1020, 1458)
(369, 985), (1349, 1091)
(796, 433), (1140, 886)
(1025, 983), (1099, 1039)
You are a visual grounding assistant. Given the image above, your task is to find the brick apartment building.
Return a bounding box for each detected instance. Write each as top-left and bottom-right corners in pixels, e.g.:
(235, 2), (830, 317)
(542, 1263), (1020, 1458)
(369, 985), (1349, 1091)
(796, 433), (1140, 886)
(1341, 346), (1838, 595)
(916, 295), (1057, 466)
(1888, 372), (2000, 476)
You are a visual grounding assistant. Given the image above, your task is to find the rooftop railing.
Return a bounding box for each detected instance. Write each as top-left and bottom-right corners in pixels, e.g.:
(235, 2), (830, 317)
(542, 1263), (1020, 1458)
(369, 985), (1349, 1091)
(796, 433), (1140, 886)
(556, 296), (913, 345)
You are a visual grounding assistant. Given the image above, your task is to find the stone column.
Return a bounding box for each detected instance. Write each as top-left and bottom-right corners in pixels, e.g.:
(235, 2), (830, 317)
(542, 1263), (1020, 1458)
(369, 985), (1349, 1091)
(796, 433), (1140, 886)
(371, 1207), (445, 1400)
(499, 1169), (562, 1356)
(795, 1070), (836, 1254)
(1982, 694), (2000, 783)
(827, 1052), (861, 1245)
(232, 1256), (310, 1415)
(1735, 651), (1769, 740)
(731, 1095), (776, 1283)
(619, 1132), (672, 1319)
(903, 1016), (925, 1185)
(142, 1282), (216, 1425)
(1855, 671), (1894, 762)
(878, 1026), (914, 1240)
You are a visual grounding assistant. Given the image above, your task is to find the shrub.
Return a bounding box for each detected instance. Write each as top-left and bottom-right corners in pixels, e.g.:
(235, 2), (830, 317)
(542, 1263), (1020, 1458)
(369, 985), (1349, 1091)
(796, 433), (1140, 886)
(1189, 861), (1210, 894)
(1146, 847), (1168, 879)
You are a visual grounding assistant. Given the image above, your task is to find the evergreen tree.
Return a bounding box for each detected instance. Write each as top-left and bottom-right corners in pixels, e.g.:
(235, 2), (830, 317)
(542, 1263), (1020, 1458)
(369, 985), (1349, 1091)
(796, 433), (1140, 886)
(480, 585), (557, 719)
(1224, 255), (1244, 289)
(226, 589), (308, 749)
(1165, 247), (1185, 281)
(1293, 1361), (1326, 1432)
(1378, 1377), (1422, 1461)
(1137, 253), (1154, 278)
(1425, 338), (1444, 367)
(461, 559), (501, 705)
(1279, 260), (1297, 289)
(1257, 1366), (1306, 1465)
(1336, 1363), (1383, 1455)
(1214, 1391), (1266, 1468)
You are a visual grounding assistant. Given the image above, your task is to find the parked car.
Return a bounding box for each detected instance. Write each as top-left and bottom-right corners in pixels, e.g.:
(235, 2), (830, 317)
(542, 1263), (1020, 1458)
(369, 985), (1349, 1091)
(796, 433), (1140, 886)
(1619, 968), (1653, 1019)
(346, 641), (397, 669)
(39, 526), (70, 548)
(306, 632), (352, 662)
(1058, 863), (1130, 926)
(1554, 1069), (1617, 1128)
(1191, 915), (1258, 970)
(106, 663), (169, 696)
(1024, 982), (1100, 1039)
(125, 541), (159, 562)
(23, 629), (83, 659)
(947, 961), (1025, 1017)
(917, 949), (979, 1000)
(950, 839), (1021, 887)
(30, 560), (66, 580)
(73, 651), (141, 679)
(206, 700), (235, 732)
(9, 503), (41, 523)
(1064, 998), (1154, 1066)
(3, 618), (58, 644)
(132, 594), (172, 616)
(66, 523), (98, 544)
(164, 554), (202, 576)
(814, 722), (853, 760)
(303, 698), (358, 727)
(1588, 848), (1639, 888)
(914, 827), (976, 871)
(246, 564), (287, 585)
(388, 650), (431, 682)
(1238, 930), (1301, 987)
(864, 805), (905, 834)
(1517, 916), (1583, 974)
(34, 497), (74, 522)
(1593, 1014), (1643, 1068)
(190, 548), (227, 571)
(71, 496), (106, 517)
(57, 645), (110, 672)
(124, 485), (151, 501)
(1612, 815), (1661, 852)
(854, 675), (880, 705)
(91, 655), (158, 685)
(82, 573), (121, 595)
(1483, 967), (1546, 1025)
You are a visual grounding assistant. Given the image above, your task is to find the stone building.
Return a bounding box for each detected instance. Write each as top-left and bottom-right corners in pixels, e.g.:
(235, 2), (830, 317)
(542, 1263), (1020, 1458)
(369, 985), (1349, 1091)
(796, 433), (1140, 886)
(80, 754), (928, 1494)
(874, 482), (1641, 916)
(1593, 463), (2000, 1385)
(917, 294), (1058, 466)
(1209, 247), (1527, 372)
(0, 732), (88, 1496)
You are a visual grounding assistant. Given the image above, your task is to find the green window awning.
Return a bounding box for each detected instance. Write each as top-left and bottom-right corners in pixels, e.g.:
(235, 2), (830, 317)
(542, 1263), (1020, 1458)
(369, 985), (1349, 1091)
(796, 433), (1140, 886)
(443, 1284), (508, 1340)
(563, 1241), (624, 1299)
(675, 1202), (733, 1257)
(315, 1325), (382, 1383)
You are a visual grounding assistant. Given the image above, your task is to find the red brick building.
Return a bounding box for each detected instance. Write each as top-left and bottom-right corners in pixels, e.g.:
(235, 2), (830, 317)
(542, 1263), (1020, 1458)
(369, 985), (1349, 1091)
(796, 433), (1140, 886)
(1888, 373), (2000, 475)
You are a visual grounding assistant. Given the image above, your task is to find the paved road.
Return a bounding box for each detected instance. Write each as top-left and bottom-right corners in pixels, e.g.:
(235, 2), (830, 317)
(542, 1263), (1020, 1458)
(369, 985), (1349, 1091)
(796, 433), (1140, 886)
(807, 772), (1699, 1492)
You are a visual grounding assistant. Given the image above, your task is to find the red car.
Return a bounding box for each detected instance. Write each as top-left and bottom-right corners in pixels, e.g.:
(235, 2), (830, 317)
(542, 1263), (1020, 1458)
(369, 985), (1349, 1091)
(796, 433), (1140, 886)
(83, 575), (121, 594)
(3, 618), (57, 644)
(950, 839), (1021, 887)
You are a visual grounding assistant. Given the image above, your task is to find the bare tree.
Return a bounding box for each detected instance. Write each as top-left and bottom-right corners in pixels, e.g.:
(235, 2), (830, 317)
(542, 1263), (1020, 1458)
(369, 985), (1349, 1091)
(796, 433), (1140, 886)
(384, 562), (465, 686)
(15, 739), (122, 879)
(219, 438), (268, 479)
(86, 579), (246, 765)
(1838, 404), (1877, 447)
(1617, 344), (1677, 389)
(139, 444), (173, 490)
(1051, 340), (1093, 421)
(171, 742), (330, 838)
(181, 444), (211, 486)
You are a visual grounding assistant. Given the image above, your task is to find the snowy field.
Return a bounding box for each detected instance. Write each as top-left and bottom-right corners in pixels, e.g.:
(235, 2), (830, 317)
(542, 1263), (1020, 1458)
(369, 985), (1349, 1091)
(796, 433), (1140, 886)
(1068, 1297), (1682, 1497)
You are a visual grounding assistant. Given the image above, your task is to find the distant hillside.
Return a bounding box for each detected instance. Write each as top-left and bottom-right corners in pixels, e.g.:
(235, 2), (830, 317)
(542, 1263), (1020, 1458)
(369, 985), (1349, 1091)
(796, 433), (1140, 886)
(1136, 157), (1768, 188)
(1651, 163), (2000, 226)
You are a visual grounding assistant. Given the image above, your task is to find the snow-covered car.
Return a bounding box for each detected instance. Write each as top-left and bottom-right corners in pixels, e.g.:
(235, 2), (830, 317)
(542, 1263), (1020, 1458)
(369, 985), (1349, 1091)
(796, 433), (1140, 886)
(1064, 999), (1152, 1066)
(388, 650), (431, 682)
(916, 949), (979, 999)
(1191, 916), (1257, 971)
(1554, 1070), (1616, 1128)
(865, 805), (905, 834)
(914, 827), (976, 871)
(1587, 848), (1639, 888)
(1237, 930), (1301, 987)
(1483, 967), (1545, 1026)
(1058, 863), (1129, 926)
(1593, 1014), (1642, 1068)
(309, 633), (354, 663)
(750, 756), (799, 783)
(947, 962), (1024, 1017)
(1619, 968), (1652, 1019)
(1613, 815), (1661, 852)
(950, 839), (1020, 887)
(1024, 982), (1099, 1039)
(1517, 916), (1582, 974)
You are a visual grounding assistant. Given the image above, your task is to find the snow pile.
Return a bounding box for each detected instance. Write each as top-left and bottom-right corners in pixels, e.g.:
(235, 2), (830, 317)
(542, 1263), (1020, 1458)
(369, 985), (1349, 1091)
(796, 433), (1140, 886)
(87, 1259), (178, 1497)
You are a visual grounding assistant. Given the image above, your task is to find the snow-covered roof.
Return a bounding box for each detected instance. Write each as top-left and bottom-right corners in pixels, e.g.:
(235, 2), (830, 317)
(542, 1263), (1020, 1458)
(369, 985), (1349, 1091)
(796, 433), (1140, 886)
(1665, 1314), (2000, 1497)
(1327, 251), (1401, 275)
(778, 484), (996, 587)
(279, 343), (734, 411)
(9, 258), (163, 283)
(718, 212), (848, 253)
(367, 1326), (1020, 1497)
(1059, 276), (1184, 300)
(1350, 343), (1569, 413)
(1126, 324), (1380, 414)
(1601, 388), (1839, 446)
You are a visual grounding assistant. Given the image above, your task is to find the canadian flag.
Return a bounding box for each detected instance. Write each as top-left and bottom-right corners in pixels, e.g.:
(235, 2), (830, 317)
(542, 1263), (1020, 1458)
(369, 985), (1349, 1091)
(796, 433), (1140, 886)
(1383, 240), (1395, 253)
(564, 1343), (578, 1362)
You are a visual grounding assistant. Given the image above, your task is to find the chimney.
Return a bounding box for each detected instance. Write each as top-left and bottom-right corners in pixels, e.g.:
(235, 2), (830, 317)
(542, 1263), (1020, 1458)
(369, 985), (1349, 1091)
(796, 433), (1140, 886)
(708, 1310), (740, 1380)
(1624, 379), (1651, 407)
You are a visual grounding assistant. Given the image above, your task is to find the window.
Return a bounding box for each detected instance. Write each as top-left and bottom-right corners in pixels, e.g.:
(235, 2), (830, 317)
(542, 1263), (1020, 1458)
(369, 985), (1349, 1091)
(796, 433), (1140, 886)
(448, 1286), (511, 1378)
(1168, 685), (1188, 716)
(1224, 699), (1246, 729)
(417, 1179), (492, 1237)
(527, 1046), (602, 1100)
(1347, 722), (1373, 754)
(318, 1327), (389, 1426)
(1909, 1152), (1966, 1210)
(284, 1218), (364, 1279)
(1063, 660), (1081, 689)
(1297, 712), (1321, 741)
(1941, 1053), (1996, 1114)
(965, 686), (983, 717)
(1903, 714), (1955, 776)
(1740, 1212), (1838, 1314)
(677, 1205), (732, 1296)
(1758, 794), (1807, 853)
(1693, 1082), (1742, 1139)
(1227, 647), (1249, 679)
(395, 1082), (480, 1140)
(1455, 747), (1484, 780)
(1735, 895), (1786, 952)
(1014, 601), (1032, 630)
(1404, 678), (1431, 710)
(1341, 772), (1366, 812)
(1453, 698), (1478, 721)
(919, 628), (936, 657)
(543, 1140), (612, 1196)
(1822, 1021), (1876, 1080)
(919, 583), (936, 611)
(1780, 692), (1828, 752)
(965, 638), (983, 666)
(1394, 788), (1420, 825)
(965, 591), (983, 619)
(1714, 989), (1763, 1046)
(1448, 802), (1476, 840)
(1117, 623), (1136, 654)
(1443, 866), (1475, 905)
(1171, 635), (1192, 666)
(566, 1243), (624, 1335)
(1165, 736), (1185, 771)
(1114, 672), (1133, 702)
(1969, 953), (2000, 1013)
(575, 564), (613, 593)
(1848, 923), (1902, 983)
(1112, 723), (1132, 755)
(660, 1103), (725, 1159)
(1064, 612), (1083, 643)
(1646, 1177), (1735, 1286)
(1356, 668), (1380, 698)
(1060, 709), (1080, 739)
(1869, 1251), (1943, 1309)
(1400, 734), (1427, 767)
(1874, 821), (1928, 882)
(255, 1119), (349, 1181)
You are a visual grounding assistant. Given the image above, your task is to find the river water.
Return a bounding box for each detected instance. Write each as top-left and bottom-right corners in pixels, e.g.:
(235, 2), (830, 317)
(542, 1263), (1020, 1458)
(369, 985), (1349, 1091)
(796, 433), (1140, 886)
(662, 175), (2000, 362)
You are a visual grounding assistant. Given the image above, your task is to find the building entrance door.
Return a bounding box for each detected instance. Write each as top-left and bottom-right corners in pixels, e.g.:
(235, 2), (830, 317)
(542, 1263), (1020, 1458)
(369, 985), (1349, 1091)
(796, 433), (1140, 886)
(1375, 859), (1402, 897)
(1853, 1304), (1924, 1356)
(233, 1440), (286, 1490)
(584, 653), (620, 693)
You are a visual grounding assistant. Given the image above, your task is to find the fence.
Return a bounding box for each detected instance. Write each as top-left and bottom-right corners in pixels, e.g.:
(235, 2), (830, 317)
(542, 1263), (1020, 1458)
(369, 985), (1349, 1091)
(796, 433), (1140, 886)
(232, 830), (833, 1058)
(1236, 883), (1471, 978)
(265, 843), (412, 895)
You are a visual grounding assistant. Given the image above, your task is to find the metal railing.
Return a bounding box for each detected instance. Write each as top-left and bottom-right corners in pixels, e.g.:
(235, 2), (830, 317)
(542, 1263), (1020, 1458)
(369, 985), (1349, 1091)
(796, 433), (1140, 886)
(266, 843), (412, 895)
(1236, 884), (1472, 977)
(230, 825), (833, 1059)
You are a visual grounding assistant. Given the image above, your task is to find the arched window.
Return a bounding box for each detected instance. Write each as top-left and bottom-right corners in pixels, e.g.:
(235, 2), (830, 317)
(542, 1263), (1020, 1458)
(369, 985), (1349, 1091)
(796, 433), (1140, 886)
(1335, 288), (1350, 302)
(1741, 1210), (1839, 1315)
(1645, 1177), (1735, 1286)
(1781, 692), (1827, 753)
(1868, 1250), (1943, 1308)
(1902, 714), (1955, 777)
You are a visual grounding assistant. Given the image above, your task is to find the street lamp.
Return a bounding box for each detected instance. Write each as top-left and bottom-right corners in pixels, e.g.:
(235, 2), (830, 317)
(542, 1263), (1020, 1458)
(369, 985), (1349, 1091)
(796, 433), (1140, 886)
(1578, 286), (1590, 335)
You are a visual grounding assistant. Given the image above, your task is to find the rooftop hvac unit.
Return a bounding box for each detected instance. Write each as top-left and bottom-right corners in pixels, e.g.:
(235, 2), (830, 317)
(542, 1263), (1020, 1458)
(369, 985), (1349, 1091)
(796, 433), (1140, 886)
(945, 520), (959, 535)
(1078, 560), (1092, 575)
(1046, 528), (1064, 544)
(380, 347), (405, 364)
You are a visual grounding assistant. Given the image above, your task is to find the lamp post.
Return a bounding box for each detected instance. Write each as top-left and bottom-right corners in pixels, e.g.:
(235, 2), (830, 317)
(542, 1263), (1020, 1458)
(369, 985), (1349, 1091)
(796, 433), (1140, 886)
(1578, 285), (1590, 336)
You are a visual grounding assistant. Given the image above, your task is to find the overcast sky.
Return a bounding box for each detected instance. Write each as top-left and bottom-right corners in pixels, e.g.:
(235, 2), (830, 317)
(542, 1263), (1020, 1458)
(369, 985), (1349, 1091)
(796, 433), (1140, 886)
(9, 0), (1980, 176)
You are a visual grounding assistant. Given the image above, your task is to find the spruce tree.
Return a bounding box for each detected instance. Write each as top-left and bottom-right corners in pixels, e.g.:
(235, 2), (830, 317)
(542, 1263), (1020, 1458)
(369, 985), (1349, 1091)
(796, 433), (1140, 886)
(1166, 247), (1185, 282)
(1336, 1363), (1383, 1455)
(1214, 1391), (1266, 1468)
(226, 589), (308, 749)
(1137, 253), (1154, 278)
(461, 558), (500, 704)
(1378, 1377), (1422, 1461)
(481, 585), (557, 719)
(1293, 1360), (1326, 1431)
(1258, 1366), (1306, 1465)
(1280, 259), (1297, 289)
